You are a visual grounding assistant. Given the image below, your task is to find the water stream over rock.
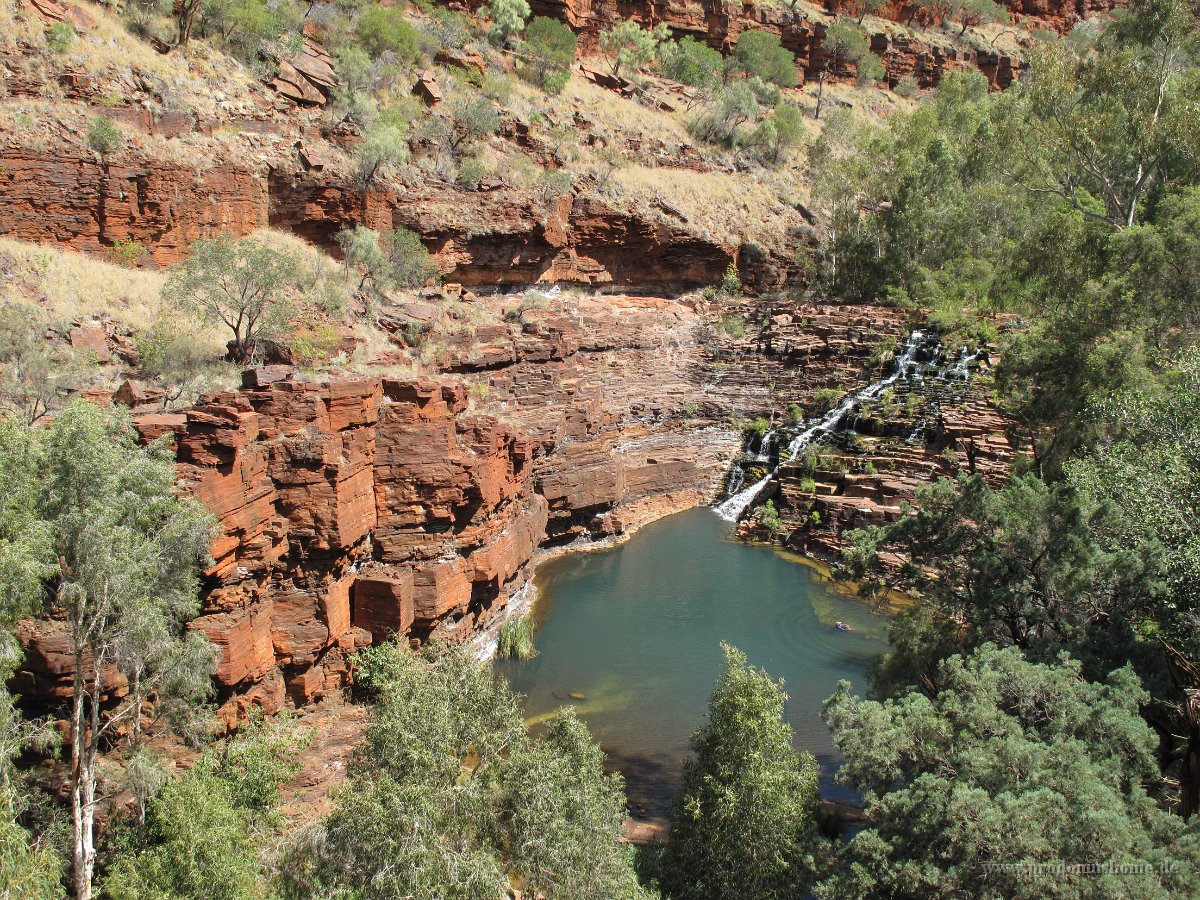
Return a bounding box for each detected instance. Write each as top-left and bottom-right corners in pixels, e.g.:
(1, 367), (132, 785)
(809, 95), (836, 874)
(715, 329), (939, 521)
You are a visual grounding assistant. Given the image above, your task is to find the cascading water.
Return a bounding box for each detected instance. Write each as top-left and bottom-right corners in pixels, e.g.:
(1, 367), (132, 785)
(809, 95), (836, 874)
(714, 330), (931, 522)
(752, 429), (777, 462)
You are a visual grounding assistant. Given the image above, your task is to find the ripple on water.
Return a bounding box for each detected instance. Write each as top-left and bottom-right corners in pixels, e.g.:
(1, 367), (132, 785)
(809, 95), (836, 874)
(497, 508), (890, 816)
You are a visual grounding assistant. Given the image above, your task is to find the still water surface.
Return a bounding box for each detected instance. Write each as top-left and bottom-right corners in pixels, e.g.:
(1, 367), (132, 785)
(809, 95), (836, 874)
(497, 508), (888, 815)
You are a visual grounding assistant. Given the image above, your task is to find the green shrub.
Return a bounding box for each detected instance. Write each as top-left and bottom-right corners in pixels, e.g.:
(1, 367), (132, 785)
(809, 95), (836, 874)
(108, 239), (145, 268)
(483, 0), (530, 47)
(732, 30), (797, 88)
(720, 263), (743, 295)
(46, 22), (74, 52)
(356, 6), (422, 61)
(87, 116), (122, 153)
(717, 314), (746, 339)
(520, 16), (577, 92)
(894, 74), (920, 98)
(659, 36), (723, 89)
(456, 157), (486, 188)
(747, 416), (771, 437)
(759, 499), (782, 535)
(382, 226), (438, 288)
(810, 387), (844, 415)
(599, 20), (669, 78)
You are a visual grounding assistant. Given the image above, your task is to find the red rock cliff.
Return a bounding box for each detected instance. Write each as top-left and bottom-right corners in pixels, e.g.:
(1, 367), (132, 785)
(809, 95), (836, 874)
(16, 373), (548, 727)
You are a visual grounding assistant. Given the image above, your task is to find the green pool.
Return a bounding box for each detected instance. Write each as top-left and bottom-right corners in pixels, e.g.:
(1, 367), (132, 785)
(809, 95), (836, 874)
(497, 507), (889, 815)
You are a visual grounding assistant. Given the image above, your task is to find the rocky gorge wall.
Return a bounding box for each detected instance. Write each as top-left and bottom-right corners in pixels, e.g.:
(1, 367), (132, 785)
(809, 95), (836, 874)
(0, 143), (751, 291)
(18, 374), (549, 726)
(517, 0), (1115, 89)
(12, 287), (750, 724)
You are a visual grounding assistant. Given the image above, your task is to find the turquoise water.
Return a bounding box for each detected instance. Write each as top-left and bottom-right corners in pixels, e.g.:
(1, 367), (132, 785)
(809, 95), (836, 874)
(497, 508), (889, 815)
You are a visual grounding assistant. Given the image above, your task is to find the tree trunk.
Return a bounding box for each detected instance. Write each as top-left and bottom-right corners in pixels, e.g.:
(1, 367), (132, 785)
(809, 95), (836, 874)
(70, 644), (94, 900)
(815, 69), (827, 121)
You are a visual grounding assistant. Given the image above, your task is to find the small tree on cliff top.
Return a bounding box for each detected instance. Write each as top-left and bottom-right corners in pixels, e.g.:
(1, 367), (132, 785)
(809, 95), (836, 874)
(599, 20), (670, 78)
(0, 401), (215, 900)
(164, 234), (301, 364)
(947, 0), (1006, 36)
(815, 25), (877, 120)
(483, 0), (530, 47)
(661, 644), (821, 899)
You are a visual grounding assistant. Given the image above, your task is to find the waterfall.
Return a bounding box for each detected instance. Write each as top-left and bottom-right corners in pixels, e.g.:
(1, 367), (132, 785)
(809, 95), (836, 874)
(949, 345), (972, 380)
(752, 428), (777, 462)
(714, 330), (929, 522)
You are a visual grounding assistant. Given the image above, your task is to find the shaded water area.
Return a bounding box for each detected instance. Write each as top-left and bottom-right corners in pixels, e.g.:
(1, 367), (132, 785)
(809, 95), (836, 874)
(497, 508), (888, 816)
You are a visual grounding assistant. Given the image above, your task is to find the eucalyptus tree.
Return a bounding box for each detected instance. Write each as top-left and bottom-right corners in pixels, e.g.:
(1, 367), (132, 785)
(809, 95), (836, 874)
(661, 644), (821, 899)
(0, 401), (215, 899)
(281, 643), (651, 899)
(163, 235), (301, 364)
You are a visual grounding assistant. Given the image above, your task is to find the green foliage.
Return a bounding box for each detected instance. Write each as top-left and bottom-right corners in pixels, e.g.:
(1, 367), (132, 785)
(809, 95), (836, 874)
(810, 387), (844, 415)
(282, 643), (649, 898)
(520, 16), (577, 92)
(1066, 349), (1200, 675)
(747, 416), (772, 437)
(382, 226), (438, 288)
(814, 25), (875, 119)
(199, 0), (299, 63)
(893, 73), (919, 97)
(759, 499), (782, 535)
(46, 22), (74, 52)
(86, 116), (122, 153)
(761, 102), (806, 164)
(689, 81), (760, 146)
(661, 644), (821, 898)
(497, 616), (538, 659)
(0, 401), (216, 897)
(338, 224), (437, 295)
(107, 239), (145, 268)
(659, 36), (724, 89)
(848, 0), (890, 24)
(947, 0), (1007, 35)
(0, 796), (62, 900)
(353, 122), (409, 188)
(104, 714), (308, 898)
(716, 314), (746, 339)
(355, 5), (421, 61)
(0, 304), (94, 425)
(484, 0), (530, 47)
(0, 676), (61, 900)
(733, 30), (798, 88)
(136, 311), (230, 407)
(452, 96), (501, 149)
(599, 20), (669, 78)
(103, 763), (262, 900)
(163, 234), (301, 364)
(821, 645), (1199, 898)
(721, 263), (743, 295)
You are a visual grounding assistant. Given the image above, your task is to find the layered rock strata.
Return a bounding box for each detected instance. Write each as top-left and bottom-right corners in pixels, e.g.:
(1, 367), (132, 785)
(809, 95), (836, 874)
(709, 301), (1017, 559)
(16, 375), (549, 726)
(0, 143), (769, 289)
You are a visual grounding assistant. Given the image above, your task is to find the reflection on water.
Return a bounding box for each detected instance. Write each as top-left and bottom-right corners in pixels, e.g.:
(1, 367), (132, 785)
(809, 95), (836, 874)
(496, 508), (889, 816)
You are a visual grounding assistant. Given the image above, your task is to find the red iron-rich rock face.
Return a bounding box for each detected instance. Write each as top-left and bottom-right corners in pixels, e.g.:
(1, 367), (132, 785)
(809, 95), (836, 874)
(18, 372), (549, 728)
